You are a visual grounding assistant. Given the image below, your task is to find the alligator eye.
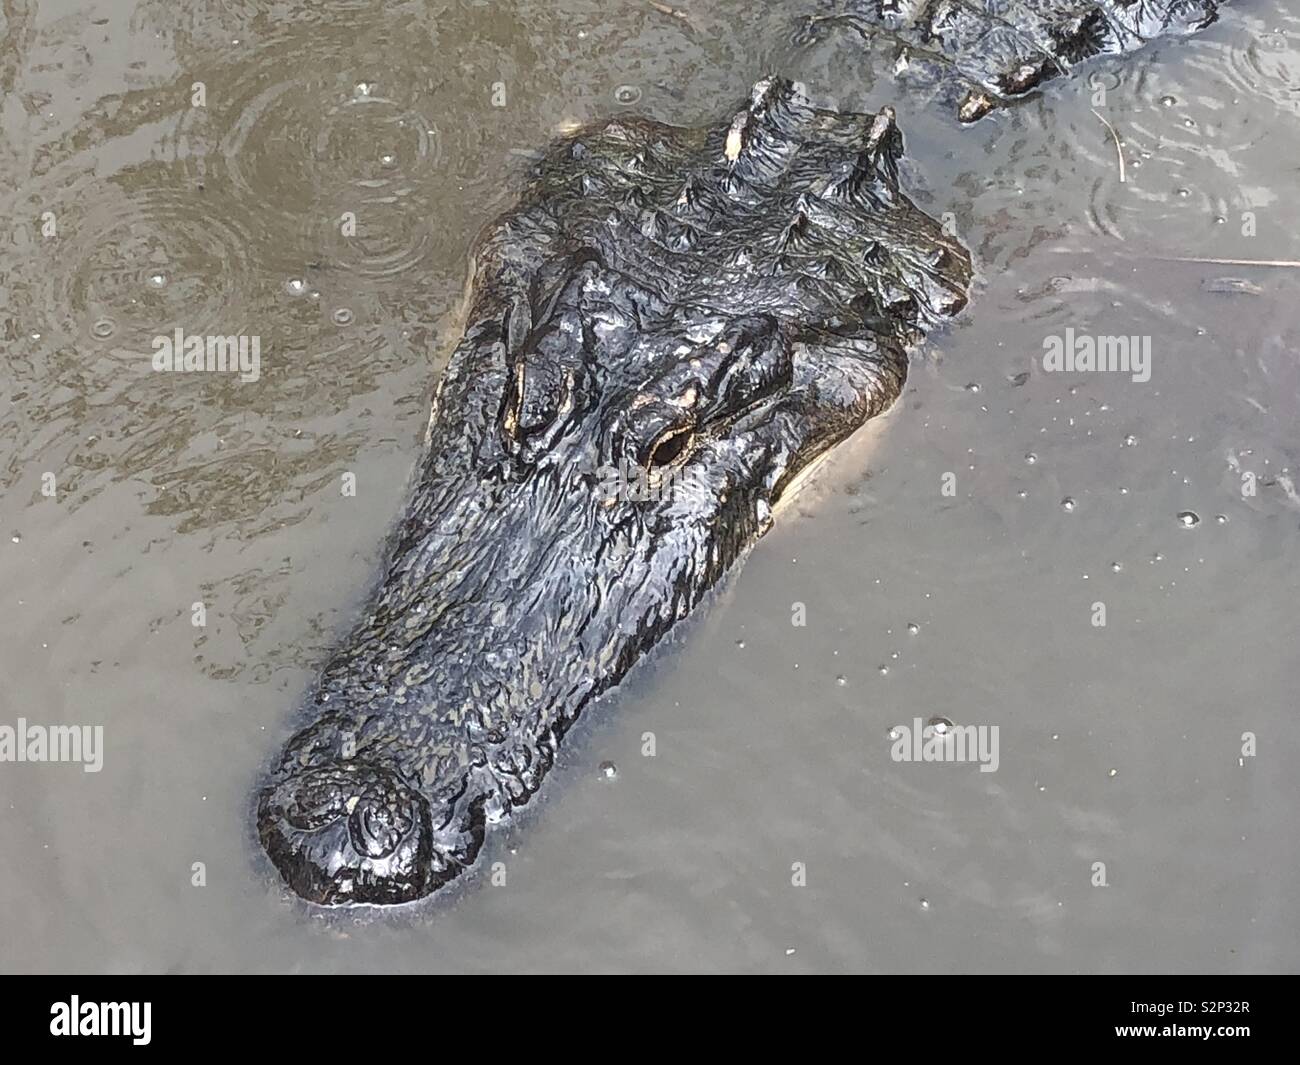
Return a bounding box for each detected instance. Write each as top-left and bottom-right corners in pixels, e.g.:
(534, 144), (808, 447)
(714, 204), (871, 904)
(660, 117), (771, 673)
(643, 425), (694, 469)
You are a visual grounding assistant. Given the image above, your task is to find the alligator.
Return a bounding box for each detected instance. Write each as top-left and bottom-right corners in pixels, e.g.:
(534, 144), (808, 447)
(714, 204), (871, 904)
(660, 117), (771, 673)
(257, 0), (1229, 905)
(796, 0), (1224, 121)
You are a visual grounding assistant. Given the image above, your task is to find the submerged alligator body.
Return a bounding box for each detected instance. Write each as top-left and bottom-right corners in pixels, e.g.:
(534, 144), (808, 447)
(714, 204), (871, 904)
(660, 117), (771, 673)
(258, 0), (1229, 906)
(798, 0), (1224, 120)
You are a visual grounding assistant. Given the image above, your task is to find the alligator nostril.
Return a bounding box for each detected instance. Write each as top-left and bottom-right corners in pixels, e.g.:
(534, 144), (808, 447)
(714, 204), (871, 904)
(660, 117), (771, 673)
(281, 776), (350, 831)
(349, 797), (414, 859)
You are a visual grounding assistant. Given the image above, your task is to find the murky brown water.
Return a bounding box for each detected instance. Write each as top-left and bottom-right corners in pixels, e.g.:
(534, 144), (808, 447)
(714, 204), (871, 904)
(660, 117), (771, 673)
(1, 0), (1297, 972)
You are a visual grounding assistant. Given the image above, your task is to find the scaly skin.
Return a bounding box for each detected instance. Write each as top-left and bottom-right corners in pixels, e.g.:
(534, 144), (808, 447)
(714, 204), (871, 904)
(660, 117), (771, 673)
(796, 0), (1225, 120)
(257, 0), (1229, 907)
(257, 77), (971, 905)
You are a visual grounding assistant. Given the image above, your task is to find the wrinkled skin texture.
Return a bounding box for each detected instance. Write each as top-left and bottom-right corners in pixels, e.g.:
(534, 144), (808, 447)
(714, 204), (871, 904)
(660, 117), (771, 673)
(796, 0), (1225, 120)
(258, 77), (971, 905)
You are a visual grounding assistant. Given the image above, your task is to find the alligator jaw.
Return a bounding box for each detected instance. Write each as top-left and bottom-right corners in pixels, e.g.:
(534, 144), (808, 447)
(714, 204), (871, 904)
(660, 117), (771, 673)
(257, 76), (971, 906)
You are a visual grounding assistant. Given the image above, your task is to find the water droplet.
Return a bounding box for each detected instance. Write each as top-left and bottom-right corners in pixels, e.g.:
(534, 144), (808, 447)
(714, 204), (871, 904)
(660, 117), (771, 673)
(10, 533), (21, 544)
(332, 307), (354, 326)
(284, 278), (307, 297)
(907, 622), (919, 635)
(1024, 452), (1037, 464)
(919, 898), (931, 911)
(1123, 434), (1137, 446)
(927, 716), (952, 735)
(1108, 768), (1118, 778)
(965, 382), (980, 393)
(379, 152), (397, 167)
(1110, 562), (1122, 572)
(835, 675), (847, 686)
(1177, 510), (1200, 528)
(354, 81), (374, 97)
(1160, 94), (1177, 107)
(146, 272), (168, 288)
(1061, 497), (1076, 512)
(91, 318), (116, 339)
(1151, 552), (1164, 563)
(878, 665), (889, 676)
(887, 726), (901, 741)
(1214, 216), (1226, 226)
(613, 84), (642, 105)
(1176, 187), (1191, 198)
(1215, 514), (1228, 525)
(598, 761), (617, 780)
(735, 639), (745, 649)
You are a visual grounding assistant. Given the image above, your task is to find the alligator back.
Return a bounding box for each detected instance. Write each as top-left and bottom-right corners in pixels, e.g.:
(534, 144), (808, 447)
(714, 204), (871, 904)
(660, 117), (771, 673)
(799, 0), (1225, 120)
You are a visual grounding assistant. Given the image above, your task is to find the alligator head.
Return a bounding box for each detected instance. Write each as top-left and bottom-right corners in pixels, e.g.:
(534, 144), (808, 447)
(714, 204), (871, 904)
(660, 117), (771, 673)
(257, 76), (971, 905)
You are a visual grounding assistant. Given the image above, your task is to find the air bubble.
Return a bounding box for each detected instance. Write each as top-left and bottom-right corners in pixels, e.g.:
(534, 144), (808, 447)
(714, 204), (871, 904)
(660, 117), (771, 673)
(836, 675), (847, 686)
(1025, 453), (1037, 464)
(614, 84), (642, 106)
(146, 272), (168, 288)
(1177, 511), (1200, 528)
(1215, 514), (1228, 525)
(878, 665), (889, 676)
(907, 622), (919, 635)
(284, 278), (307, 296)
(598, 761), (617, 780)
(1124, 434), (1137, 446)
(965, 382), (980, 393)
(91, 318), (116, 338)
(332, 307), (355, 326)
(1110, 562), (1122, 572)
(927, 716), (952, 735)
(1160, 95), (1177, 107)
(1061, 497), (1076, 512)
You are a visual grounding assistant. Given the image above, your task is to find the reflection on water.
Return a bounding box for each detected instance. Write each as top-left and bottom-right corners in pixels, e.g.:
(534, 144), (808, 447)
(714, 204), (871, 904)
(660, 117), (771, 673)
(0, 0), (1297, 972)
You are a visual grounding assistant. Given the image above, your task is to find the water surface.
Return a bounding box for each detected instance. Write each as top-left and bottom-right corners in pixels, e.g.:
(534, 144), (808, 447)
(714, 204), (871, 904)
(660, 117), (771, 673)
(1, 0), (1297, 972)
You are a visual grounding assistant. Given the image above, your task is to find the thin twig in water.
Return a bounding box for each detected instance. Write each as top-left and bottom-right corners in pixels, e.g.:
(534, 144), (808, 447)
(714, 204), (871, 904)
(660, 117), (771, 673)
(1091, 109), (1126, 184)
(647, 1), (693, 25)
(1152, 256), (1300, 268)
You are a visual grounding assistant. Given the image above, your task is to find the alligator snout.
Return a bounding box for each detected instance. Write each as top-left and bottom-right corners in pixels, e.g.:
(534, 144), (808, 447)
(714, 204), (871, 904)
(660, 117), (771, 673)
(258, 762), (450, 905)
